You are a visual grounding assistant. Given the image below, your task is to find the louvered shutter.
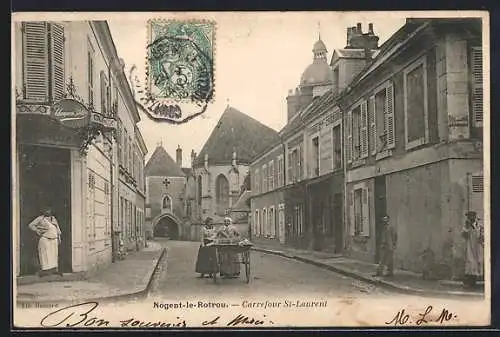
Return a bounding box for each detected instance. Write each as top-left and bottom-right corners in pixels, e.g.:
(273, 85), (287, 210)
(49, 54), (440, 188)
(346, 111), (352, 163)
(360, 100), (369, 158)
(471, 47), (483, 127)
(50, 23), (65, 102)
(349, 190), (355, 236)
(298, 145), (303, 181)
(22, 22), (49, 102)
(362, 187), (370, 236)
(369, 96), (377, 155)
(468, 172), (484, 219)
(100, 72), (107, 115)
(385, 84), (395, 149)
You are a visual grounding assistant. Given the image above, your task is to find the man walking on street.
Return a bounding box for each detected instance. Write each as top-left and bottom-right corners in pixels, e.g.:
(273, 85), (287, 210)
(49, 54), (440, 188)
(374, 215), (397, 277)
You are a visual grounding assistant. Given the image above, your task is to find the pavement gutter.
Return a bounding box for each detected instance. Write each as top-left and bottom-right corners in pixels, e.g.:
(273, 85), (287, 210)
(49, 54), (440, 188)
(252, 247), (484, 299)
(16, 247), (167, 306)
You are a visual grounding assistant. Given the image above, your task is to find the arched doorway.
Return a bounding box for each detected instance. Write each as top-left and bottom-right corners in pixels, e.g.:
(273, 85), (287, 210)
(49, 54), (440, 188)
(153, 215), (181, 240)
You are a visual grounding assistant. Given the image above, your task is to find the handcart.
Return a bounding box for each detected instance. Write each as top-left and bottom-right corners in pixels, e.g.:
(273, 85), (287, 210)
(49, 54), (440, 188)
(209, 239), (253, 284)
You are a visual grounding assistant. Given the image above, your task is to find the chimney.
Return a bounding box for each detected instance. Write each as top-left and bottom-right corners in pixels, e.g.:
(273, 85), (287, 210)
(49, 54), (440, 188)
(356, 22), (362, 34)
(368, 23), (374, 35)
(176, 145), (182, 167)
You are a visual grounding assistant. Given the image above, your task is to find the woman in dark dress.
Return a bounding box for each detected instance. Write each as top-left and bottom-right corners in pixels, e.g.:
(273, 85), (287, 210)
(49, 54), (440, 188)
(195, 217), (217, 278)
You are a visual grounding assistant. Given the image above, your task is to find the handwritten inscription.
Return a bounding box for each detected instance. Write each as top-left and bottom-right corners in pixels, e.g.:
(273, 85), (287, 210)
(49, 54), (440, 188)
(38, 301), (274, 328)
(386, 306), (458, 326)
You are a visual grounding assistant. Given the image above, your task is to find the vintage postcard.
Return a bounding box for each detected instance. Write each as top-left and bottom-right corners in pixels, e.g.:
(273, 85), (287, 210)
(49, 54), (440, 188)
(11, 11), (490, 329)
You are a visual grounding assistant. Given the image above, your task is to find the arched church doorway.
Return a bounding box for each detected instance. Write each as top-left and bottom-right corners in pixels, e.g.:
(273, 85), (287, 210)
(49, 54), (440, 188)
(153, 215), (180, 240)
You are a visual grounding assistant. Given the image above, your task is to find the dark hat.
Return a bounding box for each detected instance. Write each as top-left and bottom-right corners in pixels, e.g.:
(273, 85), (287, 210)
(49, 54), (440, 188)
(466, 211), (477, 217)
(204, 217), (213, 225)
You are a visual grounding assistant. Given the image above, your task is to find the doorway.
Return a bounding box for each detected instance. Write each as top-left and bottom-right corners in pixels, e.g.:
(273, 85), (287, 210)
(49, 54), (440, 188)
(19, 144), (72, 276)
(374, 176), (387, 263)
(154, 216), (180, 239)
(333, 193), (343, 253)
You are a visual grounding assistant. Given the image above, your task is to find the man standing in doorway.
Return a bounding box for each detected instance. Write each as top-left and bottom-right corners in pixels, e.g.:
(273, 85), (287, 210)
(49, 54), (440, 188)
(374, 215), (397, 277)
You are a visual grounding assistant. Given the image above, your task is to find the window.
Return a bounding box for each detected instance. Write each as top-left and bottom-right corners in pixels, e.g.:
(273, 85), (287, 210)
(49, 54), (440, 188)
(123, 130), (128, 168)
(254, 169), (260, 193)
(128, 137), (133, 173)
(370, 83), (395, 155)
(277, 155), (284, 187)
(162, 195), (172, 211)
(295, 205), (304, 235)
(216, 174), (230, 214)
(351, 105), (361, 161)
(312, 136), (320, 176)
(350, 185), (370, 237)
(262, 208), (267, 236)
(332, 125), (342, 169)
(287, 146), (302, 183)
(254, 210), (259, 238)
(470, 46), (483, 128)
(21, 22), (65, 102)
(404, 57), (428, 149)
(262, 164), (267, 192)
(87, 39), (95, 107)
(269, 206), (275, 238)
(197, 175), (202, 205)
(268, 160), (274, 190)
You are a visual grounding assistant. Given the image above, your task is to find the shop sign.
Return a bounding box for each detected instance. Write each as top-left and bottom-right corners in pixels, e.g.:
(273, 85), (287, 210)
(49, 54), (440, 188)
(51, 99), (90, 128)
(90, 112), (117, 130)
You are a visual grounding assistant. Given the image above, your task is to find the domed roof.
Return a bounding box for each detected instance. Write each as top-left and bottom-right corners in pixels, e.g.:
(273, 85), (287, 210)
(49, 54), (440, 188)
(300, 38), (332, 86)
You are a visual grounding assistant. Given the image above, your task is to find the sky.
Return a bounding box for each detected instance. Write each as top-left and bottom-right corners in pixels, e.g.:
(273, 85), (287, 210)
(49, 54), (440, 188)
(107, 12), (407, 166)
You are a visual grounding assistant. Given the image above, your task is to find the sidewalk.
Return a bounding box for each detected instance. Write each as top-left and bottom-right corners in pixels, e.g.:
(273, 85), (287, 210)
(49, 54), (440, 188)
(16, 241), (166, 305)
(253, 243), (484, 298)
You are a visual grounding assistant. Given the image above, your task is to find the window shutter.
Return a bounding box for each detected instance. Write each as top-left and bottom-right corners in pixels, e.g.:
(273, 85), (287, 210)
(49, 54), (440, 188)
(360, 100), (369, 158)
(369, 96), (377, 155)
(346, 111), (353, 163)
(22, 22), (49, 102)
(100, 72), (107, 115)
(471, 47), (483, 127)
(362, 187), (370, 236)
(49, 23), (65, 102)
(349, 191), (355, 236)
(468, 172), (484, 218)
(385, 84), (395, 149)
(298, 145), (303, 181)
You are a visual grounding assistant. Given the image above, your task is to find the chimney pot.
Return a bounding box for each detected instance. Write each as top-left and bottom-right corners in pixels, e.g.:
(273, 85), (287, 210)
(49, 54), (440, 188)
(176, 145), (182, 167)
(368, 23), (374, 34)
(356, 23), (362, 33)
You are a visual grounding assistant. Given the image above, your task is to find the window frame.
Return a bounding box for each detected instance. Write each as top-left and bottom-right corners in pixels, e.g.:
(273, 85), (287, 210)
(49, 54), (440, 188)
(87, 37), (95, 108)
(332, 121), (342, 170)
(404, 56), (429, 150)
(310, 132), (320, 177)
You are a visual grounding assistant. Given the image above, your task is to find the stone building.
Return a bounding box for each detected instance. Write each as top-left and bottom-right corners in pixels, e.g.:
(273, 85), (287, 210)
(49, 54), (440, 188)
(340, 18), (484, 279)
(13, 20), (147, 277)
(144, 144), (187, 240)
(191, 106), (280, 235)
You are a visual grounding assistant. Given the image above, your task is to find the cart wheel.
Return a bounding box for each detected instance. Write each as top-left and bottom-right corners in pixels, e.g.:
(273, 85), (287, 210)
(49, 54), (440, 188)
(245, 251), (251, 284)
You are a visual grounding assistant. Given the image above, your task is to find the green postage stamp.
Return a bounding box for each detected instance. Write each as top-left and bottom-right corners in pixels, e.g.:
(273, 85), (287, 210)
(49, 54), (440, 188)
(141, 19), (215, 123)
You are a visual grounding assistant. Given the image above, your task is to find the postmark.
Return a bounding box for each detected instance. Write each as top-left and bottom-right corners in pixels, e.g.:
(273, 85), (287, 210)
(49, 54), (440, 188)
(133, 19), (215, 124)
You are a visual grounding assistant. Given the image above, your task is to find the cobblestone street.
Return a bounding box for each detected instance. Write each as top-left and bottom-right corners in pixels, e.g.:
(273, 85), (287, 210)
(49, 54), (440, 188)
(148, 239), (389, 299)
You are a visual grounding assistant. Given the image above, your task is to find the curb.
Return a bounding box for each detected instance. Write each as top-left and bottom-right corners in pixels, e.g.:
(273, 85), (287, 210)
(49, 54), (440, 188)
(252, 247), (484, 299)
(16, 248), (167, 306)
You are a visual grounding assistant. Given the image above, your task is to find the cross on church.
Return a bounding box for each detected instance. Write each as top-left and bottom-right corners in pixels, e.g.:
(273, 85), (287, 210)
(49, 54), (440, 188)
(163, 178), (171, 190)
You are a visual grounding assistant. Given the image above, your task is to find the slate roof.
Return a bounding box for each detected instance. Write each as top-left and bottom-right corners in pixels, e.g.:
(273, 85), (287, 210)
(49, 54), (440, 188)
(193, 106), (281, 167)
(145, 145), (185, 177)
(231, 190), (252, 212)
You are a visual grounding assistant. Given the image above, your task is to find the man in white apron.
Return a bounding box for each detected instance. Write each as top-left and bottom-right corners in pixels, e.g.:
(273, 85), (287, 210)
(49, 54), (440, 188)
(28, 208), (63, 277)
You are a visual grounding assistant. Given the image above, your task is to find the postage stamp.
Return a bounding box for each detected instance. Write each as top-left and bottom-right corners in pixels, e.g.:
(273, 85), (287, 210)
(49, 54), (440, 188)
(134, 19), (215, 124)
(11, 11), (490, 330)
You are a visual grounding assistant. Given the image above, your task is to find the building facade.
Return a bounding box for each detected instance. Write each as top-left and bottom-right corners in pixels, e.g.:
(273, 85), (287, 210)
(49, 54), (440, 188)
(14, 20), (146, 277)
(191, 106), (280, 229)
(144, 144), (187, 240)
(340, 18), (484, 279)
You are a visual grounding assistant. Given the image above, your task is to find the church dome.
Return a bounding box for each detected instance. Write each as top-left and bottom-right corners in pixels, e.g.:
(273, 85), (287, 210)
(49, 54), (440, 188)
(300, 37), (333, 86)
